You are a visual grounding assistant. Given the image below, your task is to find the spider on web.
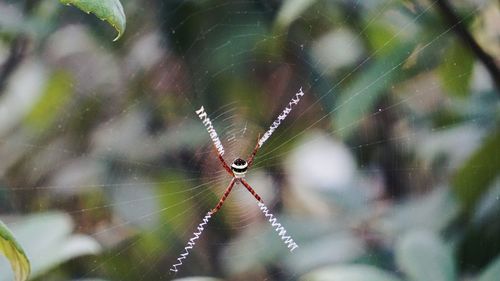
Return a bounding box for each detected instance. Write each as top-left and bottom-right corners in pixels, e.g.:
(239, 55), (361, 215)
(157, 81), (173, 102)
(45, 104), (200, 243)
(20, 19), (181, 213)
(170, 88), (305, 273)
(208, 141), (263, 215)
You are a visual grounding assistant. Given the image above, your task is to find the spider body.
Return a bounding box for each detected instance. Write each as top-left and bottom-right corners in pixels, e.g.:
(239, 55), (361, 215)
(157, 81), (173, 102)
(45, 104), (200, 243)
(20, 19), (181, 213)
(231, 158), (248, 178)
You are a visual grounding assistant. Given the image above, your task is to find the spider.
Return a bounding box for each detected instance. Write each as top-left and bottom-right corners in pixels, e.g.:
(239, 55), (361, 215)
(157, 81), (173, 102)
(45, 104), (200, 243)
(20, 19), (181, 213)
(196, 87), (305, 215)
(170, 88), (304, 273)
(208, 139), (263, 215)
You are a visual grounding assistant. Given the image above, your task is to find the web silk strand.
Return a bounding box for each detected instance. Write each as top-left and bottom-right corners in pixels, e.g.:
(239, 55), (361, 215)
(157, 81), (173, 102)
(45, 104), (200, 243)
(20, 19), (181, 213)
(169, 212), (212, 273)
(257, 201), (299, 252)
(258, 88), (305, 148)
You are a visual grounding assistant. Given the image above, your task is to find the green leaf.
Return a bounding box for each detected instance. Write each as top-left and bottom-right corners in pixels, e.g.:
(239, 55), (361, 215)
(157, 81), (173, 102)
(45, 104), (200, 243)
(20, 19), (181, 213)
(300, 264), (403, 281)
(377, 188), (459, 239)
(452, 130), (500, 213)
(0, 219), (30, 281)
(333, 42), (414, 139)
(439, 41), (474, 98)
(73, 279), (110, 281)
(274, 0), (318, 31)
(396, 230), (455, 281)
(364, 22), (401, 57)
(223, 214), (365, 276)
(156, 174), (198, 233)
(0, 212), (101, 281)
(171, 278), (223, 281)
(59, 0), (126, 41)
(24, 71), (73, 132)
(477, 255), (500, 281)
(72, 279), (110, 281)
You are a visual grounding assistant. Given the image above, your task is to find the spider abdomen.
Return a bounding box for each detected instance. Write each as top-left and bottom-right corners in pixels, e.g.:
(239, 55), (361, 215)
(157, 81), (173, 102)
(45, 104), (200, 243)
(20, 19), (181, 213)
(231, 158), (248, 178)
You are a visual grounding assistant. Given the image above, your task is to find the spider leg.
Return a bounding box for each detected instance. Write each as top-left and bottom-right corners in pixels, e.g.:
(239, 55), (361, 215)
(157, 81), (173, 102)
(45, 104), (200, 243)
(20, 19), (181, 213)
(246, 134), (260, 168)
(213, 146), (234, 176)
(210, 178), (237, 215)
(240, 178), (263, 203)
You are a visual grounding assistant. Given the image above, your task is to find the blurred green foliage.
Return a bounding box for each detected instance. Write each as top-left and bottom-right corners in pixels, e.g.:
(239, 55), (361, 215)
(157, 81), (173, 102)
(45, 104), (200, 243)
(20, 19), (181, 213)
(0, 219), (30, 281)
(453, 129), (500, 213)
(0, 0), (499, 280)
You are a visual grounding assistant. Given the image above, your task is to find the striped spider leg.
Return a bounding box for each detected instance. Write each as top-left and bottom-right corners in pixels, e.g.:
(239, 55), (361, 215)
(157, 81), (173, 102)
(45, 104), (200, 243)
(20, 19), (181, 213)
(170, 88), (305, 273)
(209, 143), (264, 215)
(209, 137), (265, 215)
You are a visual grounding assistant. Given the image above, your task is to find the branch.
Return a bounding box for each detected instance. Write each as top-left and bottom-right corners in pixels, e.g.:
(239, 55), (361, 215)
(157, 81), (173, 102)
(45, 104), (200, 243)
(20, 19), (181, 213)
(0, 36), (29, 95)
(435, 0), (500, 93)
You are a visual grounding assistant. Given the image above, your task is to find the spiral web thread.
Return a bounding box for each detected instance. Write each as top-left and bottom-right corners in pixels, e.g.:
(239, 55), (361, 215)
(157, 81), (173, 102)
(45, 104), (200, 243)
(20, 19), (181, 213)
(257, 201), (299, 251)
(169, 212), (212, 273)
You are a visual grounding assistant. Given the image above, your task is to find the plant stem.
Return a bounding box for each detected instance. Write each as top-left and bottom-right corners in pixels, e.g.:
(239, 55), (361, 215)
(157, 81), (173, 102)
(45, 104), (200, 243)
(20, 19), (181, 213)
(435, 0), (500, 93)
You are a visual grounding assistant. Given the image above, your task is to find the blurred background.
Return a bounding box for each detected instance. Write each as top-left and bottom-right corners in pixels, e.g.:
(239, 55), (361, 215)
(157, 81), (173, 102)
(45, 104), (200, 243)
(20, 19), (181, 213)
(0, 0), (499, 280)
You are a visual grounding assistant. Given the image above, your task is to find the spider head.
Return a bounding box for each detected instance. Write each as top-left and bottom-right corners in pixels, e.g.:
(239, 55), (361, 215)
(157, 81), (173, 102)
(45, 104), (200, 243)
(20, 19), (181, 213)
(231, 158), (248, 178)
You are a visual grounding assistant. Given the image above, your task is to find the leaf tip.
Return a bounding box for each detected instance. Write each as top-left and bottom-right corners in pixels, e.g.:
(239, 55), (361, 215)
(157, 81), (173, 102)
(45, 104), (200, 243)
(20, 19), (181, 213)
(59, 0), (126, 42)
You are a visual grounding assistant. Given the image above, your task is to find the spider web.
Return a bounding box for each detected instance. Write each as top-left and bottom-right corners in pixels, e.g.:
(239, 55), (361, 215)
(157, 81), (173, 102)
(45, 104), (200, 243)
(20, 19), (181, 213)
(0, 0), (498, 280)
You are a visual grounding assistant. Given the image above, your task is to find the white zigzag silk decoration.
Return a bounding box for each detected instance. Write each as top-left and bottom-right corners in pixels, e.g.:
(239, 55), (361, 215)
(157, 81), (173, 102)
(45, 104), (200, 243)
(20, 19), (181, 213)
(195, 106), (225, 156)
(258, 87), (305, 148)
(257, 201), (299, 251)
(169, 212), (212, 273)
